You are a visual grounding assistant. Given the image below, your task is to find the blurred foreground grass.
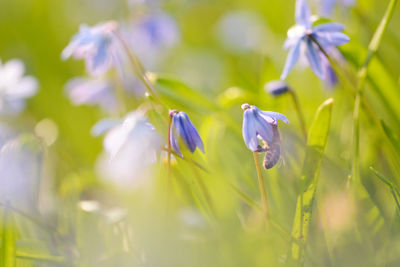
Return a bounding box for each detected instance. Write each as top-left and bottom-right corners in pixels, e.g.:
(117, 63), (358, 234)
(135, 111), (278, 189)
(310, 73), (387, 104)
(1, 0), (400, 266)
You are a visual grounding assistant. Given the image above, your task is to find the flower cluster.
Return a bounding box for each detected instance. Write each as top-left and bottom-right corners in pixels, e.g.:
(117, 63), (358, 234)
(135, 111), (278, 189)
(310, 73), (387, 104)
(62, 11), (180, 114)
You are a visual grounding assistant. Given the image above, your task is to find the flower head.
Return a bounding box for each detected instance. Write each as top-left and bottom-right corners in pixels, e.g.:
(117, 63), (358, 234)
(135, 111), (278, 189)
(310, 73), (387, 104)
(169, 110), (204, 158)
(121, 12), (180, 69)
(94, 112), (162, 189)
(281, 0), (350, 80)
(241, 104), (289, 152)
(62, 21), (120, 76)
(264, 80), (291, 96)
(0, 59), (38, 115)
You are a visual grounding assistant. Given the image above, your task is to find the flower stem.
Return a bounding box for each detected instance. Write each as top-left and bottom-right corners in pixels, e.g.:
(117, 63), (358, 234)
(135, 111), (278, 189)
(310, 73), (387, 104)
(166, 115), (173, 209)
(352, 0), (398, 183)
(114, 30), (166, 107)
(288, 89), (307, 140)
(252, 152), (269, 219)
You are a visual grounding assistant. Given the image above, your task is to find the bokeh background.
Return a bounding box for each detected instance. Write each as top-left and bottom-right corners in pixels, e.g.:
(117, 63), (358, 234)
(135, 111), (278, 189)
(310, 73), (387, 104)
(1, 0), (400, 266)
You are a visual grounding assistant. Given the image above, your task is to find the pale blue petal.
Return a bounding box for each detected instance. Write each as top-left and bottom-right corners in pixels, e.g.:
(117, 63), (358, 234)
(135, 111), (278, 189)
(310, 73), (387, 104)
(242, 109), (258, 151)
(253, 111), (274, 143)
(281, 40), (301, 80)
(305, 39), (324, 78)
(259, 110), (290, 124)
(316, 32), (350, 46)
(295, 0), (312, 27)
(314, 23), (344, 32)
(91, 118), (122, 137)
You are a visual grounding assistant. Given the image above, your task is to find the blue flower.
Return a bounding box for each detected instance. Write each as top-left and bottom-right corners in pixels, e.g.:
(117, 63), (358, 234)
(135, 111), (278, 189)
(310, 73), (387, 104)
(62, 21), (121, 76)
(320, 0), (355, 17)
(264, 80), (291, 96)
(241, 104), (289, 152)
(121, 12), (180, 69)
(169, 110), (204, 158)
(281, 0), (350, 80)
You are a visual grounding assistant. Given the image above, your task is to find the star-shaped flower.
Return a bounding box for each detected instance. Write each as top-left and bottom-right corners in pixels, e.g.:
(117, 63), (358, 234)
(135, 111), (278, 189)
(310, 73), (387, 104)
(281, 0), (350, 80)
(62, 21), (121, 76)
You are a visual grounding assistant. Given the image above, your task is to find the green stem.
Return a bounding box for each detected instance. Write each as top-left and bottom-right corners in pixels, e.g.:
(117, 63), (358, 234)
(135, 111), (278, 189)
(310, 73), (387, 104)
(352, 0), (398, 183)
(114, 30), (166, 107)
(252, 152), (269, 219)
(190, 164), (216, 218)
(166, 115), (173, 210)
(289, 89), (307, 140)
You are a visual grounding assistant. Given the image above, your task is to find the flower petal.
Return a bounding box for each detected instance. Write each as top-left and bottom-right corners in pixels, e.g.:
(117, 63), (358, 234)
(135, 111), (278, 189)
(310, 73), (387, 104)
(295, 0), (312, 28)
(281, 40), (302, 80)
(171, 115), (183, 157)
(259, 110), (290, 124)
(183, 114), (205, 153)
(305, 39), (324, 78)
(242, 109), (259, 151)
(253, 111), (274, 143)
(316, 32), (350, 46)
(313, 23), (344, 32)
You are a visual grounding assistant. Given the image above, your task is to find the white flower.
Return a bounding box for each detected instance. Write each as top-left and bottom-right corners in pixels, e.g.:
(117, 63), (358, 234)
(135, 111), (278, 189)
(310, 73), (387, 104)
(0, 59), (38, 115)
(94, 112), (162, 189)
(0, 134), (42, 212)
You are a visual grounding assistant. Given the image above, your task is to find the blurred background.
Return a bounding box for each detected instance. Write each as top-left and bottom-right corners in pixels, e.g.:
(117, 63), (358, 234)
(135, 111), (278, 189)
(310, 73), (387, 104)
(1, 0), (400, 266)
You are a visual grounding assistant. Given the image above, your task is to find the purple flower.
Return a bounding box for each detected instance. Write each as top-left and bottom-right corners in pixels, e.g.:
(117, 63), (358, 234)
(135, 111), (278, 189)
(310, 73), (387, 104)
(169, 110), (204, 158)
(121, 12), (180, 69)
(264, 80), (291, 96)
(65, 77), (117, 111)
(241, 104), (288, 152)
(62, 21), (121, 76)
(0, 59), (39, 115)
(281, 0), (350, 80)
(320, 0), (355, 17)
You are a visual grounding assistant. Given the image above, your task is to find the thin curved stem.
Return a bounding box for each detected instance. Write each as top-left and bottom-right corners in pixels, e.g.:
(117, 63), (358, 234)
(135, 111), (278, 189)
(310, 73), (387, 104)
(252, 152), (269, 220)
(114, 30), (167, 108)
(289, 89), (307, 140)
(166, 115), (173, 210)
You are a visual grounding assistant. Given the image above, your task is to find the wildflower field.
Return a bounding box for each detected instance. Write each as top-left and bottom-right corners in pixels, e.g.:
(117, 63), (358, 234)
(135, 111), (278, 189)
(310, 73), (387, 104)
(1, 0), (400, 266)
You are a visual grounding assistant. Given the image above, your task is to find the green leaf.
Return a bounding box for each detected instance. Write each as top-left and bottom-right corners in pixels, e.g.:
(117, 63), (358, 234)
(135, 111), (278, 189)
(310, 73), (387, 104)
(153, 74), (218, 113)
(370, 167), (400, 213)
(288, 98), (334, 264)
(1, 204), (17, 267)
(381, 120), (400, 157)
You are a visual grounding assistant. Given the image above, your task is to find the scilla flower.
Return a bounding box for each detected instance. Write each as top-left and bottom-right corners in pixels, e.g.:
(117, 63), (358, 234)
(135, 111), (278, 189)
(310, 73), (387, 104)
(281, 0), (349, 80)
(93, 112), (162, 189)
(169, 110), (204, 158)
(0, 59), (39, 115)
(241, 104), (288, 152)
(62, 21), (120, 76)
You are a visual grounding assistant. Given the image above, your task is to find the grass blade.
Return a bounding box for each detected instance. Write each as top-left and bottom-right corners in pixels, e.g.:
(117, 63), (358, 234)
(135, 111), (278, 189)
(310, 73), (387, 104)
(370, 167), (400, 212)
(0, 203), (17, 267)
(288, 98), (334, 265)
